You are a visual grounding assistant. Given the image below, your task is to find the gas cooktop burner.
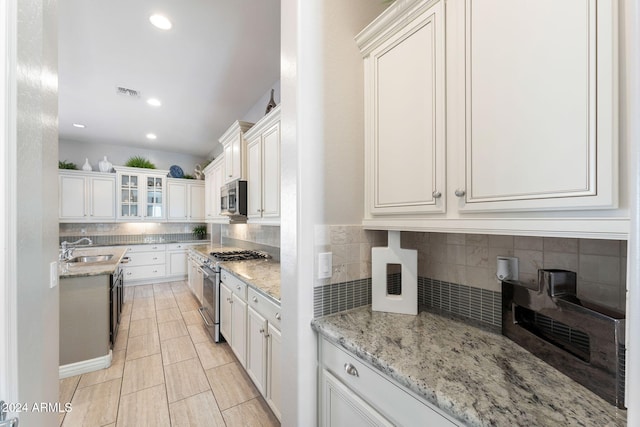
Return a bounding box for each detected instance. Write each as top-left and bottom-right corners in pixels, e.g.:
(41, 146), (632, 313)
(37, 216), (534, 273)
(209, 250), (270, 262)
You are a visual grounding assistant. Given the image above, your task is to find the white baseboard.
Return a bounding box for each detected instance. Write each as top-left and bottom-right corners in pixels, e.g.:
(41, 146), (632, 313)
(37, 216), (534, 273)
(59, 350), (112, 379)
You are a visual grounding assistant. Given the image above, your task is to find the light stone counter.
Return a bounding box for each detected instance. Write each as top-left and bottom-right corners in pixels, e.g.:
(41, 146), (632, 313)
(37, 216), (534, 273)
(311, 306), (627, 427)
(191, 245), (281, 302)
(59, 247), (127, 278)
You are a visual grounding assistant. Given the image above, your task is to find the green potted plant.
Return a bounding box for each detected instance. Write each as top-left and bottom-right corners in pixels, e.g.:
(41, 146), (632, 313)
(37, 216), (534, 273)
(58, 160), (78, 170)
(192, 225), (207, 240)
(124, 156), (156, 169)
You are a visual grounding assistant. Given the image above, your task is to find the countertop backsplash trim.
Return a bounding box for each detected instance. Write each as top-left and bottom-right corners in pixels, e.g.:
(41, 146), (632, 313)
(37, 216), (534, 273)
(58, 233), (209, 246)
(314, 274), (502, 329)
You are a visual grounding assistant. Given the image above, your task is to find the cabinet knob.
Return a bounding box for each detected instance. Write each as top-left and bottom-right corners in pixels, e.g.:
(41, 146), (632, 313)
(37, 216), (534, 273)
(344, 363), (359, 377)
(432, 190), (442, 199)
(236, 285), (241, 291)
(259, 328), (265, 335)
(252, 296), (258, 303)
(454, 189), (466, 197)
(275, 312), (281, 320)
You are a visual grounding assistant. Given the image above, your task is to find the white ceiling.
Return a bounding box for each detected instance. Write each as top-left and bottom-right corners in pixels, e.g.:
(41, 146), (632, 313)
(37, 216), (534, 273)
(58, 0), (281, 157)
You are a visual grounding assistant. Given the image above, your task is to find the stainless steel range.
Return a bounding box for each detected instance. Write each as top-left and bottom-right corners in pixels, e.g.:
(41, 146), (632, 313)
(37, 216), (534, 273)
(199, 249), (270, 343)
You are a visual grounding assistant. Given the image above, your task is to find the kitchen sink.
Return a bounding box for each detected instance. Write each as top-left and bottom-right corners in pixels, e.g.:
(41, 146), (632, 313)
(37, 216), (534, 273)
(67, 254), (114, 263)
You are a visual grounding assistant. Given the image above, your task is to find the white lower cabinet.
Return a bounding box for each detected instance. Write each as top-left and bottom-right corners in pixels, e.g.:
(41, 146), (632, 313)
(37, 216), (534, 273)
(319, 337), (460, 427)
(187, 255), (204, 305)
(219, 270), (248, 367)
(247, 287), (281, 420)
(122, 244), (166, 283)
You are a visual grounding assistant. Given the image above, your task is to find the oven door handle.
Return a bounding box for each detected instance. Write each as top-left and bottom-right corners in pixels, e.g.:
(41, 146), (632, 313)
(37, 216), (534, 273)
(198, 306), (214, 327)
(197, 267), (210, 278)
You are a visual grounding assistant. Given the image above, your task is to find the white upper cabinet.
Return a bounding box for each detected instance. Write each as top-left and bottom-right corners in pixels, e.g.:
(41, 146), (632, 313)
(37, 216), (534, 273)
(358, 0), (446, 216)
(114, 166), (168, 222)
(245, 106), (281, 224)
(219, 121), (254, 184)
(204, 156), (228, 223)
(59, 170), (116, 222)
(358, 0), (624, 239)
(167, 179), (205, 222)
(457, 0), (617, 212)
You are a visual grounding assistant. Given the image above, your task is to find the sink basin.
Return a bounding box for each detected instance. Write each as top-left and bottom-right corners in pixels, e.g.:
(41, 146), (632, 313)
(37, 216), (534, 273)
(67, 254), (114, 263)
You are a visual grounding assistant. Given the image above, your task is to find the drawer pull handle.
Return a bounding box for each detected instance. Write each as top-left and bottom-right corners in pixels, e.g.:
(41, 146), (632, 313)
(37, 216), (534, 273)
(252, 296), (258, 303)
(344, 363), (359, 377)
(275, 312), (281, 320)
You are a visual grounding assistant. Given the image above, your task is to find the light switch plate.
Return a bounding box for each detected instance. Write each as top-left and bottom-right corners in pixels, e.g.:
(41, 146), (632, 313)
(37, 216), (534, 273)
(50, 261), (59, 288)
(318, 252), (332, 279)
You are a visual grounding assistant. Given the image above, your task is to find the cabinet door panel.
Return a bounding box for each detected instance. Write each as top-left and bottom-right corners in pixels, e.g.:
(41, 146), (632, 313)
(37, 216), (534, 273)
(89, 177), (116, 220)
(231, 293), (247, 367)
(220, 283), (232, 341)
(59, 175), (87, 220)
(167, 182), (188, 220)
(266, 323), (281, 420)
(262, 123), (280, 218)
(247, 138), (262, 218)
(189, 184), (205, 220)
(462, 0), (616, 211)
(168, 251), (187, 277)
(368, 2), (445, 214)
(247, 306), (267, 394)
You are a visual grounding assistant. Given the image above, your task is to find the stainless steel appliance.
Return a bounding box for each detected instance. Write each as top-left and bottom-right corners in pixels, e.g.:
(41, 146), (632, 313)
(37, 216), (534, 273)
(502, 269), (626, 408)
(198, 249), (272, 342)
(220, 179), (247, 221)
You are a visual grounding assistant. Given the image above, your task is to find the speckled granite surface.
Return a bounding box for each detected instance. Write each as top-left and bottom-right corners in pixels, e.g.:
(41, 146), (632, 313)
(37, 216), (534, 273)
(312, 306), (627, 427)
(59, 247), (127, 278)
(191, 245), (281, 302)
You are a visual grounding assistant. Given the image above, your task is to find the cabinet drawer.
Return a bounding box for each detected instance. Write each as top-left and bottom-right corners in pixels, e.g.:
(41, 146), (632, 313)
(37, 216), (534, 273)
(123, 265), (166, 281)
(320, 338), (459, 427)
(126, 251), (165, 266)
(248, 287), (281, 328)
(125, 244), (166, 253)
(220, 269), (247, 300)
(167, 243), (192, 251)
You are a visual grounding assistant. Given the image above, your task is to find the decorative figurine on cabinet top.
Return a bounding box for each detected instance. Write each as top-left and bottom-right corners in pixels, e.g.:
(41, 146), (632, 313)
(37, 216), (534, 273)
(265, 88), (277, 115)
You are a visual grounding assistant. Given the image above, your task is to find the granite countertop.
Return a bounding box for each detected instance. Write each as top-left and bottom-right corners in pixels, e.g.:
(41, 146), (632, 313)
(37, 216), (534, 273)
(190, 245), (281, 303)
(59, 247), (128, 278)
(311, 306), (627, 427)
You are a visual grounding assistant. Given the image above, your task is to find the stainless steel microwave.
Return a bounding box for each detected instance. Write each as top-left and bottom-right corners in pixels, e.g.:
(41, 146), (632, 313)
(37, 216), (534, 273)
(220, 179), (247, 220)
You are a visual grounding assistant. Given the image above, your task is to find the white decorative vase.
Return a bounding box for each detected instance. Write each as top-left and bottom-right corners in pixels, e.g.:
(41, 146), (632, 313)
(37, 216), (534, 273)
(99, 156), (112, 172)
(371, 231), (418, 315)
(82, 158), (92, 171)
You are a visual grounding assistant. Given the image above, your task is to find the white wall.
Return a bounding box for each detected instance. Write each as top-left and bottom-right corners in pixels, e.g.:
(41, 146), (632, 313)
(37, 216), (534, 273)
(59, 138), (209, 173)
(280, 1), (388, 426)
(6, 0), (60, 424)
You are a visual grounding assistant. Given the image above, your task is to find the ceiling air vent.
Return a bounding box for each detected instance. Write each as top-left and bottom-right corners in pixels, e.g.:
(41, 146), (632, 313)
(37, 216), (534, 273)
(116, 86), (140, 98)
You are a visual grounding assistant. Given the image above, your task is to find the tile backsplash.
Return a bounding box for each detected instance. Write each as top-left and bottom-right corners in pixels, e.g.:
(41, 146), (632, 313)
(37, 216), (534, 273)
(313, 226), (628, 318)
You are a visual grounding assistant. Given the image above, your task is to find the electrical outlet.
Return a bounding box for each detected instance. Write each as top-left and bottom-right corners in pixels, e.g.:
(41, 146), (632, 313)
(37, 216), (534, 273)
(50, 261), (59, 288)
(318, 252), (332, 279)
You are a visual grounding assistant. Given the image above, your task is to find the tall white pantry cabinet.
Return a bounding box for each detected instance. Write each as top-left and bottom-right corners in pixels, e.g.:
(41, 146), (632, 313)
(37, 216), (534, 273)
(358, 0), (624, 239)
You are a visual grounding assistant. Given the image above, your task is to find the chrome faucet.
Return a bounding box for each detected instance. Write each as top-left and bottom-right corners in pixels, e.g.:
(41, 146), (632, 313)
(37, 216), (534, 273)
(60, 237), (93, 260)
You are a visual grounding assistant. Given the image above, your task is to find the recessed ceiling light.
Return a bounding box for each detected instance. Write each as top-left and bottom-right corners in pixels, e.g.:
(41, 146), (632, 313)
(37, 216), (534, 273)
(149, 14), (172, 30)
(72, 123), (86, 128)
(147, 98), (162, 107)
(146, 133), (157, 140)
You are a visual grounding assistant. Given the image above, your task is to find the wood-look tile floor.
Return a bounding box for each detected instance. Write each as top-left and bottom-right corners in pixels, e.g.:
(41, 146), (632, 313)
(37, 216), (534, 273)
(59, 281), (280, 427)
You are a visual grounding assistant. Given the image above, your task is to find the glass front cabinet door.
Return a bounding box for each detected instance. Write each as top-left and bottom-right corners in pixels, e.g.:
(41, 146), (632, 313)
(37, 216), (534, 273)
(115, 167), (167, 221)
(146, 176), (164, 219)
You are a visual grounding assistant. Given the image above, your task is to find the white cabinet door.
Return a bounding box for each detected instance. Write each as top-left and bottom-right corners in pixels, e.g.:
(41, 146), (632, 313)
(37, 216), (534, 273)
(219, 121), (253, 184)
(59, 174), (87, 220)
(224, 142), (235, 183)
(246, 306), (267, 395)
(220, 282), (232, 342)
(247, 136), (262, 219)
(168, 250), (188, 277)
(363, 0), (446, 215)
(88, 176), (116, 220)
(262, 122), (280, 218)
(167, 181), (188, 220)
(266, 323), (281, 420)
(321, 370), (393, 427)
(189, 183), (205, 221)
(458, 0), (617, 212)
(231, 293), (247, 367)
